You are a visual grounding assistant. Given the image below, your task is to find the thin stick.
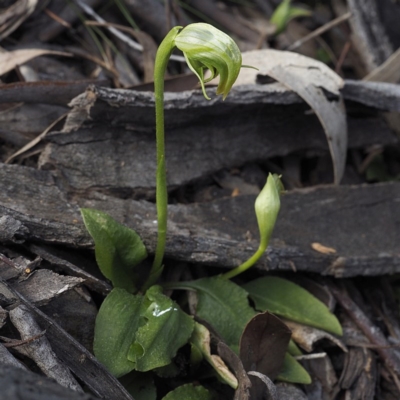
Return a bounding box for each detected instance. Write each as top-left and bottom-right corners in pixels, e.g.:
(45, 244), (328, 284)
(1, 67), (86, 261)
(288, 12), (352, 51)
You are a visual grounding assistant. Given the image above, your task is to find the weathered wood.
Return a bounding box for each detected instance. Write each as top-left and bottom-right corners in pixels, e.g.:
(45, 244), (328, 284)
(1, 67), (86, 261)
(0, 80), (108, 106)
(38, 85), (397, 197)
(0, 277), (133, 400)
(0, 364), (101, 400)
(28, 243), (112, 296)
(0, 163), (399, 278)
(9, 305), (84, 393)
(347, 0), (394, 72)
(342, 80), (400, 111)
(10, 269), (83, 306)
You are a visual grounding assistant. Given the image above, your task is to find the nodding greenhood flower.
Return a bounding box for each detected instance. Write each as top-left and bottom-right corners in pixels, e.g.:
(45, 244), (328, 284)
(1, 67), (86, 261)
(174, 23), (242, 100)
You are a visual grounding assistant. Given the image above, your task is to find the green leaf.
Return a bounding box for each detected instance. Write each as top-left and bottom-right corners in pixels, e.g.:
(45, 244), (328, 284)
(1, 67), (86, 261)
(119, 371), (156, 400)
(94, 288), (144, 377)
(243, 277), (342, 336)
(176, 277), (256, 348)
(81, 208), (147, 292)
(161, 384), (213, 400)
(270, 0), (311, 34)
(277, 353), (311, 384)
(128, 285), (194, 371)
(191, 322), (238, 389)
(287, 339), (302, 356)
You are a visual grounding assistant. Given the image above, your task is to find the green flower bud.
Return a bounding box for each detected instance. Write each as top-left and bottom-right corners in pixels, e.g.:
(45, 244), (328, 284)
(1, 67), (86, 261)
(174, 23), (242, 100)
(255, 173), (282, 249)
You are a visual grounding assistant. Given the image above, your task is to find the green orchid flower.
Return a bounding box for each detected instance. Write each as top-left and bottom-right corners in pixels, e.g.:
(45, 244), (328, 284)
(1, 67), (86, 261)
(174, 23), (242, 100)
(143, 23), (243, 291)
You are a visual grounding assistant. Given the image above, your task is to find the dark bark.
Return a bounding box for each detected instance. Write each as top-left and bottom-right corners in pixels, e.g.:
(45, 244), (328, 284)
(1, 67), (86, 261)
(0, 163), (399, 277)
(0, 277), (133, 400)
(0, 364), (101, 400)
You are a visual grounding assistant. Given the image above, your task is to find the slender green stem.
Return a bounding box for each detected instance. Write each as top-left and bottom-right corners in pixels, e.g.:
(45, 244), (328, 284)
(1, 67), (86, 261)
(221, 244), (266, 280)
(142, 27), (182, 292)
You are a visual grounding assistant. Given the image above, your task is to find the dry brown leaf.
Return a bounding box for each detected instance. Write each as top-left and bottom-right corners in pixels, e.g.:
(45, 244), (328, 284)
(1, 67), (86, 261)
(5, 112), (68, 164)
(191, 322), (238, 389)
(235, 49), (347, 184)
(240, 312), (291, 381)
(0, 0), (37, 41)
(283, 319), (347, 353)
(0, 49), (72, 76)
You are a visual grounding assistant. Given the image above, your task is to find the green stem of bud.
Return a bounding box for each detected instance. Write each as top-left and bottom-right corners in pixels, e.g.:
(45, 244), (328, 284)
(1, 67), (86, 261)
(221, 244), (267, 280)
(221, 173), (282, 280)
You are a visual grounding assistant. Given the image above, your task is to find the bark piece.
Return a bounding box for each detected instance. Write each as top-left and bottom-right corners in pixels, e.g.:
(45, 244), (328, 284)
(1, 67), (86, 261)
(0, 277), (133, 399)
(39, 289), (97, 352)
(9, 304), (84, 393)
(38, 84), (397, 197)
(0, 363), (100, 400)
(0, 163), (399, 277)
(0, 306), (7, 329)
(347, 0), (394, 72)
(13, 269), (84, 306)
(0, 80), (109, 106)
(275, 383), (308, 400)
(339, 347), (376, 399)
(342, 80), (400, 111)
(0, 342), (27, 370)
(28, 243), (111, 296)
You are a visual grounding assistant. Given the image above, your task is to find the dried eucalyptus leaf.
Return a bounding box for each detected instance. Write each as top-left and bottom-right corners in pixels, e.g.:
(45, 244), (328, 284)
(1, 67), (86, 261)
(235, 49), (347, 183)
(283, 319), (347, 353)
(191, 322), (238, 388)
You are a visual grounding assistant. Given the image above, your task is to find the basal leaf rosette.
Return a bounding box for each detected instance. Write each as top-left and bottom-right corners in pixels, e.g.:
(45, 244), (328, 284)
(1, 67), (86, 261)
(174, 23), (242, 100)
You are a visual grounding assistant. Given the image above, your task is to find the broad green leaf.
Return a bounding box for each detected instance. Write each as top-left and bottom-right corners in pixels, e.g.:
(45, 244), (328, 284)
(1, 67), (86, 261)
(191, 322), (238, 389)
(81, 208), (147, 292)
(128, 285), (194, 371)
(94, 288), (144, 377)
(243, 277), (342, 336)
(161, 383), (213, 400)
(119, 371), (156, 400)
(277, 353), (311, 384)
(178, 277), (256, 348)
(287, 339), (302, 356)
